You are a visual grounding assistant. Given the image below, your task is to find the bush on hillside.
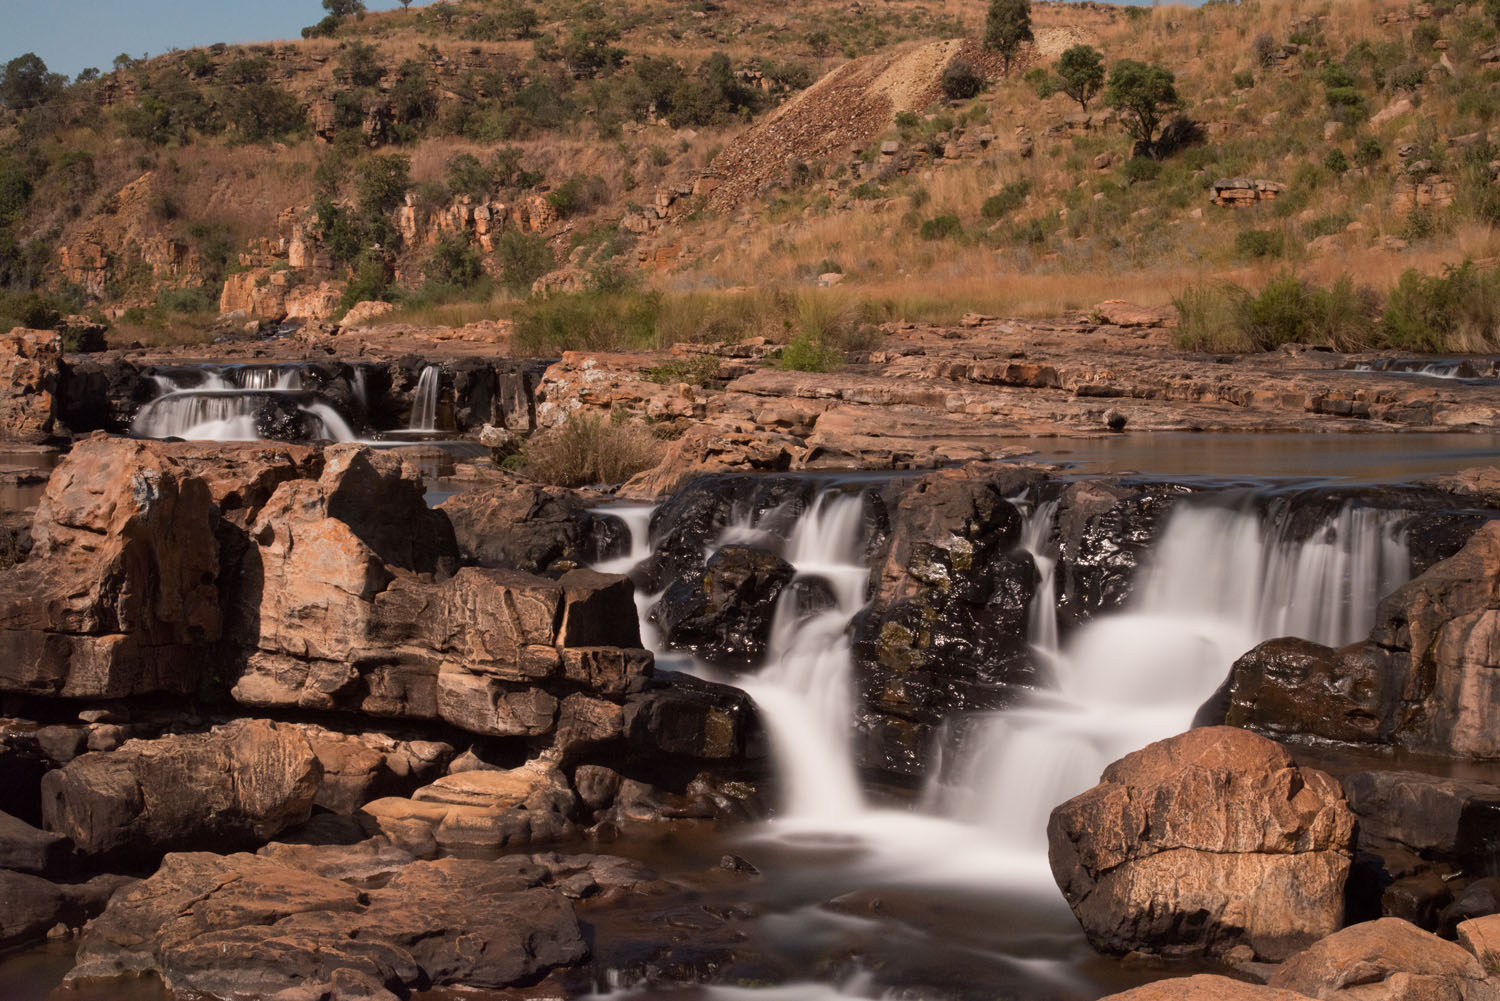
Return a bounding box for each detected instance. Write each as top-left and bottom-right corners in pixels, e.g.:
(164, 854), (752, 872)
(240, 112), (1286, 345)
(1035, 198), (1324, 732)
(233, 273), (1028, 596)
(496, 230), (553, 294)
(940, 61), (984, 100)
(1381, 262), (1500, 352)
(919, 215), (962, 240)
(981, 180), (1031, 218)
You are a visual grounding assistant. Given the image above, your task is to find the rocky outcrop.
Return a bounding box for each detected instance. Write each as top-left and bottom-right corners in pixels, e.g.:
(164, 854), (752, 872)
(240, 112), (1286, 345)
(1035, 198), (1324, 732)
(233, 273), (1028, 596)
(1228, 521), (1500, 757)
(1, 329), (62, 442)
(1268, 917), (1491, 1000)
(1097, 977), (1310, 1001)
(67, 851), (595, 999)
(853, 464), (1044, 778)
(1047, 727), (1355, 961)
(40, 719), (322, 861)
(652, 545), (796, 668)
(0, 435), (223, 698)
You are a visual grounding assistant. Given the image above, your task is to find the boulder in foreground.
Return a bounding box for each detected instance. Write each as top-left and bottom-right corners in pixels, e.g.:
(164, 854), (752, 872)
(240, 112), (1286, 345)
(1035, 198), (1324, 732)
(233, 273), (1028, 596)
(1047, 726), (1355, 961)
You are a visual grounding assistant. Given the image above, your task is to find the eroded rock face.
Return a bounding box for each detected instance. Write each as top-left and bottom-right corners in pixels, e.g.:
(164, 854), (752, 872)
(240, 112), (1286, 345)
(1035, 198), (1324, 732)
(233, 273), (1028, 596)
(67, 851), (594, 999)
(1047, 727), (1355, 961)
(1097, 976), (1312, 1001)
(440, 476), (621, 572)
(0, 435), (222, 698)
(1, 328), (61, 442)
(41, 719), (322, 860)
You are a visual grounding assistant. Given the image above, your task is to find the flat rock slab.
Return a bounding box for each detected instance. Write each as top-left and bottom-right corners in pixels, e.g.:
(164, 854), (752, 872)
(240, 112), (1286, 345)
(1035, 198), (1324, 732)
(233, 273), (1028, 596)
(67, 851), (592, 999)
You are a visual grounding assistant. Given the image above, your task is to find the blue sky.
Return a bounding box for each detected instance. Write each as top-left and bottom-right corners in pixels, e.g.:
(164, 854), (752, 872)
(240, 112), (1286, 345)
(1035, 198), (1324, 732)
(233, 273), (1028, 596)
(2, 0), (1178, 81)
(0, 0), (413, 78)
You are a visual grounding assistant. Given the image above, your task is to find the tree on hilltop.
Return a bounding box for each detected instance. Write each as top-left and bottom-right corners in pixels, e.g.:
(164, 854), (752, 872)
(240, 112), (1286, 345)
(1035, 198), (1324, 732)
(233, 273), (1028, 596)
(1104, 59), (1179, 157)
(984, 0), (1033, 75)
(1055, 44), (1105, 112)
(0, 53), (65, 110)
(323, 0), (367, 20)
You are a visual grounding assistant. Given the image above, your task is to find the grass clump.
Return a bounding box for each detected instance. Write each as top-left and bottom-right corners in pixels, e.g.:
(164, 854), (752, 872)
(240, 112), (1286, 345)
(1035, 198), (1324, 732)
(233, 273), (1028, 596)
(778, 334), (843, 372)
(1173, 272), (1378, 352)
(644, 355), (722, 386)
(517, 411), (663, 487)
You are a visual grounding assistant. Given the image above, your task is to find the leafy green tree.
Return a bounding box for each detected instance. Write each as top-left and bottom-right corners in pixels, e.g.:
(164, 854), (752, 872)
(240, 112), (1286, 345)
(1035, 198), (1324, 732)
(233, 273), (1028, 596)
(1055, 44), (1105, 112)
(984, 0), (1033, 75)
(1104, 59), (1180, 156)
(323, 0), (367, 19)
(337, 43), (384, 88)
(1, 53), (65, 109)
(445, 153), (493, 199)
(355, 154), (411, 216)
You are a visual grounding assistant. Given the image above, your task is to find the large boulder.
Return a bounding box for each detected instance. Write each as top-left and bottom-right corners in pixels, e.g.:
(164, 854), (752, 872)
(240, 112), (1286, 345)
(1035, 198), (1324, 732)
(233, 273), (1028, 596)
(67, 851), (592, 999)
(0, 328), (62, 442)
(0, 435), (222, 698)
(1047, 726), (1355, 961)
(40, 719), (322, 860)
(1268, 917), (1491, 1000)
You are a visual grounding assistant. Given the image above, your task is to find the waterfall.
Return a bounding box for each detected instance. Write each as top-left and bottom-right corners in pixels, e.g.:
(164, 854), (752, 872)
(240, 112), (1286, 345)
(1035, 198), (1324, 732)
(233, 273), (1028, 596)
(235, 366), (302, 390)
(352, 367), (370, 412)
(926, 500), (1412, 851)
(739, 493), (871, 821)
(1018, 496), (1061, 659)
(132, 390), (356, 443)
(409, 365), (440, 431)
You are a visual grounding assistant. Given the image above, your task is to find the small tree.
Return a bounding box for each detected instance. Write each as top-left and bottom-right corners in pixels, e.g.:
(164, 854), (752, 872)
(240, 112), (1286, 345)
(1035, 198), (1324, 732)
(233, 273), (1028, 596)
(1055, 45), (1104, 112)
(984, 0), (1033, 75)
(1104, 59), (1179, 156)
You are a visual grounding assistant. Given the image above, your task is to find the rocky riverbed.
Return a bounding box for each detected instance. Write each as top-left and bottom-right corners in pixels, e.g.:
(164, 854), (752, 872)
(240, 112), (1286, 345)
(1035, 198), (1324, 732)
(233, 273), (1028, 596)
(7, 313), (1500, 1000)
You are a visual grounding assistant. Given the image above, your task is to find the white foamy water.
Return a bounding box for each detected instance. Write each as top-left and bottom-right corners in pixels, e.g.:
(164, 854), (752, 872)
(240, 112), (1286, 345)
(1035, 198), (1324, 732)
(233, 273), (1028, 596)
(409, 365), (441, 431)
(133, 389), (356, 442)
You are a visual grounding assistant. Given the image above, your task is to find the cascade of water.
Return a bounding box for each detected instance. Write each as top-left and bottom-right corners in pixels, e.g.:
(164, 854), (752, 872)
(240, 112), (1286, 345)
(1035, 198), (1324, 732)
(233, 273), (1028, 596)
(592, 505), (657, 575)
(409, 366), (441, 431)
(351, 367), (370, 412)
(738, 492), (871, 822)
(927, 500), (1412, 852)
(236, 366), (302, 390)
(132, 390), (356, 443)
(1019, 496), (1061, 658)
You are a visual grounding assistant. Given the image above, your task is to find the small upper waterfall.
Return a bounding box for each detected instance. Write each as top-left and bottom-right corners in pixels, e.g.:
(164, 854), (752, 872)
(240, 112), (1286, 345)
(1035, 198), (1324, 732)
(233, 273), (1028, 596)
(1018, 496), (1061, 658)
(132, 390), (357, 442)
(409, 365), (441, 432)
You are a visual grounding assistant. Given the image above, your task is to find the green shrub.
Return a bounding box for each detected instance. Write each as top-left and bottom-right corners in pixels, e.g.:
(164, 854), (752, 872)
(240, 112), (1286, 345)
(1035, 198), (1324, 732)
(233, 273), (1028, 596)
(1233, 70), (1255, 90)
(1381, 262), (1500, 352)
(1354, 136), (1383, 167)
(1234, 228), (1285, 259)
(940, 60), (984, 100)
(496, 230), (554, 294)
(547, 174), (609, 217)
(981, 180), (1031, 218)
(424, 234), (485, 289)
(1324, 149), (1350, 174)
(1303, 212), (1354, 240)
(644, 355), (721, 386)
(778, 333), (843, 371)
(1174, 272), (1378, 352)
(1121, 156), (1161, 184)
(919, 215), (963, 240)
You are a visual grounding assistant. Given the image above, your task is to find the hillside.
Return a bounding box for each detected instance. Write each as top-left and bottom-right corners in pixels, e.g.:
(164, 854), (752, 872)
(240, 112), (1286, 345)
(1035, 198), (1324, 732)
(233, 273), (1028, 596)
(0, 0), (1498, 350)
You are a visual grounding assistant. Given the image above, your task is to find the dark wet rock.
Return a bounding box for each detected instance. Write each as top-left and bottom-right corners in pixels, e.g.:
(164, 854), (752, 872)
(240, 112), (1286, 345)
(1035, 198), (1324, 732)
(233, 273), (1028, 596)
(66, 851), (600, 999)
(1449, 881), (1500, 938)
(1227, 637), (1399, 744)
(0, 870), (68, 950)
(0, 808), (69, 874)
(1048, 727), (1355, 961)
(41, 718), (322, 862)
(623, 672), (760, 763)
(652, 545), (796, 667)
(1053, 479), (1191, 628)
(853, 464), (1043, 780)
(1343, 770), (1500, 864)
(57, 357), (149, 433)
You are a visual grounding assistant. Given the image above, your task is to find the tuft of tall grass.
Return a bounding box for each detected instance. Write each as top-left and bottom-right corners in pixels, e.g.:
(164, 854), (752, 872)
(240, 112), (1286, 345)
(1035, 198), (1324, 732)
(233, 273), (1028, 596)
(517, 411), (663, 488)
